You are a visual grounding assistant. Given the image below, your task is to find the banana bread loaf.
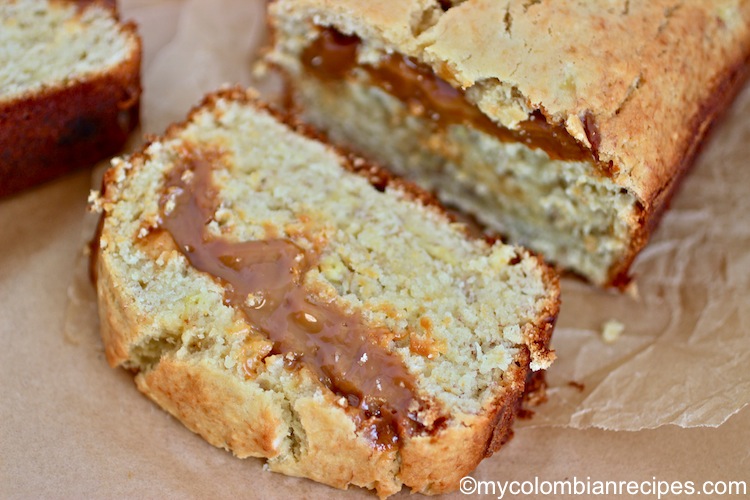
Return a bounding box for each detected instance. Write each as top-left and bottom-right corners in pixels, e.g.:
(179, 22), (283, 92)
(266, 0), (750, 286)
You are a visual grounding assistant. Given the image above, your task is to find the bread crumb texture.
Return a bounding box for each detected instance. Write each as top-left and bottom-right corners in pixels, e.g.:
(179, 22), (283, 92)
(94, 90), (558, 496)
(601, 319), (624, 344)
(0, 0), (133, 101)
(286, 72), (637, 285)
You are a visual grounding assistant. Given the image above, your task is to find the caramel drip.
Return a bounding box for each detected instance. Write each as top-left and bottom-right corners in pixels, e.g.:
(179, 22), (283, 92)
(302, 29), (594, 163)
(155, 147), (434, 449)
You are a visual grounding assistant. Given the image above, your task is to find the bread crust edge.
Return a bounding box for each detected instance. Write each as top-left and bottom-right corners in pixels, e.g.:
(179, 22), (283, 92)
(0, 3), (142, 198)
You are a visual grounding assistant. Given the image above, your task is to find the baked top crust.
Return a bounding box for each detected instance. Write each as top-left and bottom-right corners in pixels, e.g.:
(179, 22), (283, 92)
(270, 0), (750, 209)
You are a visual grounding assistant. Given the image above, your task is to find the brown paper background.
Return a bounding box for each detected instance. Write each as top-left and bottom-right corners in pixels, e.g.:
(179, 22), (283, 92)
(3, 0), (750, 496)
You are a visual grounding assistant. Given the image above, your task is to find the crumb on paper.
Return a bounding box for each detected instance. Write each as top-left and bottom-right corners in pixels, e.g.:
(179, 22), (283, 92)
(87, 189), (103, 213)
(568, 381), (585, 392)
(521, 370), (548, 417)
(625, 281), (640, 300)
(601, 319), (624, 343)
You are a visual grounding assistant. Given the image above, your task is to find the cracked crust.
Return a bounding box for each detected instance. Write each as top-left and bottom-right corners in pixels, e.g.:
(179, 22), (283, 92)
(93, 88), (559, 497)
(268, 0), (750, 286)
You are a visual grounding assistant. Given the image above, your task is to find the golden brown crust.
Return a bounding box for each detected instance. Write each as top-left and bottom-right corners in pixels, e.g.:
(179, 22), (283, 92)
(109, 307), (543, 497)
(608, 51), (750, 287)
(398, 350), (529, 494)
(525, 264), (559, 368)
(0, 1), (141, 198)
(96, 242), (139, 367)
(269, 0), (750, 287)
(136, 356), (289, 459)
(268, 396), (403, 496)
(93, 87), (559, 497)
(275, 0), (750, 202)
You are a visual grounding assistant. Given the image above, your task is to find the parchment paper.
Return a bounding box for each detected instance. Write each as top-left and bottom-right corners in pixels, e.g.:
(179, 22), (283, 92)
(4, 1), (750, 497)
(66, 0), (750, 437)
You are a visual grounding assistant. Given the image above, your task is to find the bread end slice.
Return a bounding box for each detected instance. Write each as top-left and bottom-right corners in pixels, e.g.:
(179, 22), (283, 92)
(0, 0), (141, 197)
(92, 88), (558, 497)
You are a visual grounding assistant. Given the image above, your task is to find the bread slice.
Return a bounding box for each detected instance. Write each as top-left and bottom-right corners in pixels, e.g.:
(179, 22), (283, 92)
(266, 0), (750, 286)
(91, 88), (558, 497)
(0, 0), (141, 197)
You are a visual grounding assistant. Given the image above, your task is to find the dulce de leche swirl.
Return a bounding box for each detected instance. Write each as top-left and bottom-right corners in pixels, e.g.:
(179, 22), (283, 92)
(153, 146), (441, 450)
(302, 29), (596, 163)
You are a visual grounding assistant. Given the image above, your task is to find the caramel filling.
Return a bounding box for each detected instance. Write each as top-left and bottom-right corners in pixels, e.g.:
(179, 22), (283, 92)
(301, 29), (595, 163)
(152, 147), (439, 449)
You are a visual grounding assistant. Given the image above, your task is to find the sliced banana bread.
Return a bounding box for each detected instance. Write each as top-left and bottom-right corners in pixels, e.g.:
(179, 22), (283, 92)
(91, 88), (558, 497)
(0, 0), (141, 197)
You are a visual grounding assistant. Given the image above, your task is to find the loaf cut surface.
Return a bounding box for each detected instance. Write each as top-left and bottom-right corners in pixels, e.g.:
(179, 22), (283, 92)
(92, 89), (558, 497)
(267, 0), (750, 286)
(0, 0), (141, 197)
